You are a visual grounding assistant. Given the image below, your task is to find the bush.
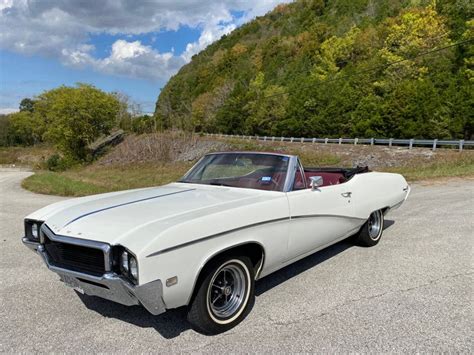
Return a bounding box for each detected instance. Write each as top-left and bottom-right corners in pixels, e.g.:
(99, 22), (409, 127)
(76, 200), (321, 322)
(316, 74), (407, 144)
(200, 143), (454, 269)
(45, 154), (75, 172)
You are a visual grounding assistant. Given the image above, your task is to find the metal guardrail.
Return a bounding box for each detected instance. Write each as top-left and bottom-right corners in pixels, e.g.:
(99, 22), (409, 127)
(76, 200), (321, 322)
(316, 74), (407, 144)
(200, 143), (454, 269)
(205, 133), (473, 151)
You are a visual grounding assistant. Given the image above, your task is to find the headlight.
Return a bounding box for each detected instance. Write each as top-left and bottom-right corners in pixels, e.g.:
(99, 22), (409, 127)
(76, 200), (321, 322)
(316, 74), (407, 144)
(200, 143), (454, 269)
(25, 219), (42, 241)
(32, 223), (39, 239)
(121, 251), (129, 272)
(129, 257), (138, 280)
(119, 249), (138, 283)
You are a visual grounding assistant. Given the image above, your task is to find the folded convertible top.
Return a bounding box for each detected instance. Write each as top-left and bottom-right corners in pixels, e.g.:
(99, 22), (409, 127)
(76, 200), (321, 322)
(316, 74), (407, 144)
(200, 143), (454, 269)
(304, 166), (370, 180)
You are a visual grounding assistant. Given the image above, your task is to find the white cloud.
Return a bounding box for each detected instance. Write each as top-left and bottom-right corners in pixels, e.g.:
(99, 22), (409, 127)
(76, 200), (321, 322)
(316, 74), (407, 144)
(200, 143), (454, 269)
(61, 39), (186, 81)
(0, 108), (18, 114)
(181, 23), (237, 62)
(0, 0), (292, 81)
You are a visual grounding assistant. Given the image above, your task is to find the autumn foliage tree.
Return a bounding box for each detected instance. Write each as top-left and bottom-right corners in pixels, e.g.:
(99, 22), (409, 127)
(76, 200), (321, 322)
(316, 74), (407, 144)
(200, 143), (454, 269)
(155, 0), (474, 140)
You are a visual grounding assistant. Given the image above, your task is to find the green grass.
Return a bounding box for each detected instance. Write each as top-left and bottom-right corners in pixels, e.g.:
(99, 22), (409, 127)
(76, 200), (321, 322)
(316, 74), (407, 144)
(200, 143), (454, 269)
(383, 153), (474, 181)
(22, 162), (192, 197)
(22, 172), (108, 196)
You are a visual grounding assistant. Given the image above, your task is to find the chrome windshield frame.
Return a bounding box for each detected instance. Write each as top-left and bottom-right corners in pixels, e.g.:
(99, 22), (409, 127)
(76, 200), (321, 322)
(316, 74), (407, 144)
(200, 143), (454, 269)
(282, 155), (298, 192)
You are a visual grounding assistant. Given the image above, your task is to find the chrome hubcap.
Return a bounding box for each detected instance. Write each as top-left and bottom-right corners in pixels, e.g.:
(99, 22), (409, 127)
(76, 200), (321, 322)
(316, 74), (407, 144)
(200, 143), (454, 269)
(208, 264), (246, 319)
(368, 211), (382, 240)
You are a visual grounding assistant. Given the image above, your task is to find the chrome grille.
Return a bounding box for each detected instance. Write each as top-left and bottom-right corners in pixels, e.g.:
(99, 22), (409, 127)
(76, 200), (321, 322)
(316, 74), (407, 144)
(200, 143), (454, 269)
(43, 236), (106, 276)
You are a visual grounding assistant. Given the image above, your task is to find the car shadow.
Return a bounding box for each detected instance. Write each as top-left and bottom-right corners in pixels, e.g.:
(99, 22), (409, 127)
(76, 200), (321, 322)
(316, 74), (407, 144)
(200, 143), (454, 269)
(76, 220), (396, 339)
(384, 219), (395, 230)
(255, 239), (353, 296)
(77, 292), (191, 338)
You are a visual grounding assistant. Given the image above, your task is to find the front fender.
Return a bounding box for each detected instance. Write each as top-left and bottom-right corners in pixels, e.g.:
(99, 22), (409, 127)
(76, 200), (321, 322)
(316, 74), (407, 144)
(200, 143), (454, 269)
(139, 219), (288, 309)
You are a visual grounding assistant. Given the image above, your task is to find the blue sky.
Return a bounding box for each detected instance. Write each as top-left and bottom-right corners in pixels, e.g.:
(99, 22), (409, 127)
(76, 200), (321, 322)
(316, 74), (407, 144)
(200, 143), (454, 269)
(0, 1), (290, 114)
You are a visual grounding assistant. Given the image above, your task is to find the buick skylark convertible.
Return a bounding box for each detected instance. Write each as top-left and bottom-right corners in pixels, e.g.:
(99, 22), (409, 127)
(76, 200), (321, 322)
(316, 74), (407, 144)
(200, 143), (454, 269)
(22, 152), (409, 334)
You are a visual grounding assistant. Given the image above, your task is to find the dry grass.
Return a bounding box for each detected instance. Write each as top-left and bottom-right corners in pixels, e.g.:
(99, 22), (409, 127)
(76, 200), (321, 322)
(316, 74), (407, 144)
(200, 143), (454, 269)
(98, 131), (228, 165)
(0, 145), (54, 167)
(19, 133), (474, 197)
(382, 151), (474, 181)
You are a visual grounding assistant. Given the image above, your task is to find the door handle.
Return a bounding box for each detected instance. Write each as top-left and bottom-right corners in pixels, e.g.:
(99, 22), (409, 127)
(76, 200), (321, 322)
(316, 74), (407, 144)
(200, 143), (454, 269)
(341, 192), (352, 198)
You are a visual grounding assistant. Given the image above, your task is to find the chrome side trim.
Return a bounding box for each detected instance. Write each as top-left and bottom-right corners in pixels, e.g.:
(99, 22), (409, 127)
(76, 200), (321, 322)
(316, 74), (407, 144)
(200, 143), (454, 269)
(40, 224), (112, 272)
(146, 217), (289, 258)
(146, 213), (366, 258)
(291, 214), (366, 221)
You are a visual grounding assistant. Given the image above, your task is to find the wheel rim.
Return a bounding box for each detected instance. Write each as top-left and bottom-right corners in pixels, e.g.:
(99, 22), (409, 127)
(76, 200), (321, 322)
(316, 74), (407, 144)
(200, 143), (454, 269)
(368, 211), (382, 240)
(208, 263), (247, 320)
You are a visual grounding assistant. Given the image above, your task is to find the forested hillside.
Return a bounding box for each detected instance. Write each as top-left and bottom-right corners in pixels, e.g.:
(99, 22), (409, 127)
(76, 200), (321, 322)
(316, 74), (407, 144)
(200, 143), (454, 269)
(154, 0), (473, 139)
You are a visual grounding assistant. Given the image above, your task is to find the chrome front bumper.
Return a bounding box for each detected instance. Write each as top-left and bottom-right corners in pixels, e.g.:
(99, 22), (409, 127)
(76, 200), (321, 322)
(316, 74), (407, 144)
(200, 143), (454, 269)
(22, 238), (166, 315)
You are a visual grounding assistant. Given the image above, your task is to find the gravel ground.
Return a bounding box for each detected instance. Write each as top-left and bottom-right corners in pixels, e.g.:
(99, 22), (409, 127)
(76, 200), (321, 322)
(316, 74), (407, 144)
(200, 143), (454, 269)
(0, 169), (472, 352)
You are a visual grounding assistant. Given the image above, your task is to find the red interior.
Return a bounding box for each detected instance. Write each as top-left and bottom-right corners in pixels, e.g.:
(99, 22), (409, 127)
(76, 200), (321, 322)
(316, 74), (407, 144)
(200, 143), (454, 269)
(208, 170), (347, 191)
(304, 171), (346, 187)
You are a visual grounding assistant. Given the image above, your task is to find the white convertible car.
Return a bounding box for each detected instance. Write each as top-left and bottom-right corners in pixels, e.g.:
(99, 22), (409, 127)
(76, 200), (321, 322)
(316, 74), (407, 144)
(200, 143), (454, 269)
(22, 152), (409, 334)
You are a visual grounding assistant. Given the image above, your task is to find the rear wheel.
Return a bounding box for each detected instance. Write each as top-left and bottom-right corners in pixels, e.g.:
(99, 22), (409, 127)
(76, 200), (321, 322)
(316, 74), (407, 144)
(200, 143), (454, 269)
(187, 256), (255, 335)
(355, 209), (384, 247)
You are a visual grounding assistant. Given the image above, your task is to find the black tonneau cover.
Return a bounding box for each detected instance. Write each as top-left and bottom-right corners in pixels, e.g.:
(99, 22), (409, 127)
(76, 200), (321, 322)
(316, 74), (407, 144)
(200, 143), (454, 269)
(304, 166), (370, 180)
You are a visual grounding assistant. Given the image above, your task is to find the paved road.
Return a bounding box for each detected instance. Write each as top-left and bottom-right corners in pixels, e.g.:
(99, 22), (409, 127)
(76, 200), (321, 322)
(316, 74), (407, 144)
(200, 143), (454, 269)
(1, 170), (472, 352)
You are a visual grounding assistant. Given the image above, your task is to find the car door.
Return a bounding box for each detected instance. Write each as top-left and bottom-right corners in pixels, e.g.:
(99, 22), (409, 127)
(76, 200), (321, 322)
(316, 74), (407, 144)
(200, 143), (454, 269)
(285, 161), (361, 261)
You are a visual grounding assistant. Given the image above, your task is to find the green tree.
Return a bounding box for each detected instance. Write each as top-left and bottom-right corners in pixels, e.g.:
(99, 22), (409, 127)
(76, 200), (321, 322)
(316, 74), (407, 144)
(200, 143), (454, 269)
(153, 0), (473, 140)
(0, 115), (12, 146)
(19, 98), (36, 113)
(34, 84), (120, 161)
(8, 111), (43, 145)
(378, 7), (452, 83)
(244, 72), (288, 135)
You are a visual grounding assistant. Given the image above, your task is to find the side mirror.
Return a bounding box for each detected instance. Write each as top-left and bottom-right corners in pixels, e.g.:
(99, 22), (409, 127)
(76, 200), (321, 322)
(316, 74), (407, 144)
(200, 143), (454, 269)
(309, 176), (323, 190)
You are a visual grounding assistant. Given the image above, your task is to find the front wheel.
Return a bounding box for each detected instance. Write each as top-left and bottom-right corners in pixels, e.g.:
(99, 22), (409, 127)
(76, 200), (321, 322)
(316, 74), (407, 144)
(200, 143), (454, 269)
(355, 209), (384, 247)
(187, 256), (255, 335)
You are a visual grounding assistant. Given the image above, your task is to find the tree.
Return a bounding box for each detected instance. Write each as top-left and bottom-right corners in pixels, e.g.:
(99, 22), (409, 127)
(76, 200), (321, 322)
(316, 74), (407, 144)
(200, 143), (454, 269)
(19, 98), (36, 113)
(153, 0), (472, 139)
(244, 72), (288, 135)
(312, 27), (361, 80)
(378, 7), (453, 83)
(34, 83), (120, 161)
(0, 114), (12, 146)
(8, 111), (43, 145)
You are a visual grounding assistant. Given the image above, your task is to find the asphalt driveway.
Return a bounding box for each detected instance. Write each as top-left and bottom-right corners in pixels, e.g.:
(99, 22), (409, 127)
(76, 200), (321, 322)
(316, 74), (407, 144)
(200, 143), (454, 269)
(0, 169), (472, 352)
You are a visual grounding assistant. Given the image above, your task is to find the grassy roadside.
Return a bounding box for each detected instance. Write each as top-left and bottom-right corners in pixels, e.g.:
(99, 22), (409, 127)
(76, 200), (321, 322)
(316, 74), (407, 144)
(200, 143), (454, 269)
(22, 162), (192, 197)
(382, 153), (474, 181)
(0, 145), (54, 167)
(21, 151), (474, 197)
(8, 133), (474, 197)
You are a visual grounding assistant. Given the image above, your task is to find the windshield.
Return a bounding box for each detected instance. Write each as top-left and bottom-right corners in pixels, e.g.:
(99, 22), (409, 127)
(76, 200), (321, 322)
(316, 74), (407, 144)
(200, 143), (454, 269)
(179, 153), (290, 192)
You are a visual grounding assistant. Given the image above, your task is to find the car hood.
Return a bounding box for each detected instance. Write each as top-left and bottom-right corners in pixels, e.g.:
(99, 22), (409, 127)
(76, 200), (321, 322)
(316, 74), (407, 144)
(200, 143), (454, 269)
(29, 183), (278, 247)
